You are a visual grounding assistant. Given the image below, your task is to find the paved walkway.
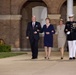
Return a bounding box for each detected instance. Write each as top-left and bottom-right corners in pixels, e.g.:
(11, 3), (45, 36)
(0, 52), (76, 75)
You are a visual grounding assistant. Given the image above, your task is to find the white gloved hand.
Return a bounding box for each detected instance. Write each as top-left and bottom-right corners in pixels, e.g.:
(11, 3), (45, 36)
(67, 31), (70, 35)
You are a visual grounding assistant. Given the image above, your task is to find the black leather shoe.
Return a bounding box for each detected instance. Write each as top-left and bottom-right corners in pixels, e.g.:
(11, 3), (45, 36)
(69, 58), (73, 60)
(48, 57), (50, 60)
(32, 57), (37, 59)
(61, 57), (63, 60)
(44, 57), (47, 59)
(73, 57), (75, 60)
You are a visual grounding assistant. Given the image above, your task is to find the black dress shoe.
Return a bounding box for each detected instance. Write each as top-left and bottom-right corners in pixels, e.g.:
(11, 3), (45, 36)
(31, 57), (35, 59)
(44, 57), (47, 59)
(73, 57), (75, 60)
(48, 58), (50, 59)
(69, 58), (73, 60)
(61, 57), (63, 60)
(32, 57), (37, 59)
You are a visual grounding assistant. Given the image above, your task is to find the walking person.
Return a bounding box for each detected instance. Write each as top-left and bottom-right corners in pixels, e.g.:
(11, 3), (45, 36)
(64, 14), (76, 60)
(26, 16), (41, 59)
(56, 19), (66, 59)
(41, 18), (55, 59)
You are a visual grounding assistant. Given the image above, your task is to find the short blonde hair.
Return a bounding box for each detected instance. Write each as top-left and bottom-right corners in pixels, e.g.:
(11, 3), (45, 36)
(59, 19), (64, 23)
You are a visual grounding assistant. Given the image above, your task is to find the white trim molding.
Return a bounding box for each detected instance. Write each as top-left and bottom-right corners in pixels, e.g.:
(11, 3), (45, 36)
(11, 48), (21, 51)
(48, 14), (61, 19)
(0, 15), (22, 20)
(18, 48), (59, 51)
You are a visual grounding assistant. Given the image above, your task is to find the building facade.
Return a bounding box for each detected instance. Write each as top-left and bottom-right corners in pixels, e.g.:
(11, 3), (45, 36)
(0, 0), (76, 51)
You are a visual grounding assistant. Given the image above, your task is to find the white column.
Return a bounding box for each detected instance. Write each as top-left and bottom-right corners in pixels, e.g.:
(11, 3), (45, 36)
(67, 0), (73, 21)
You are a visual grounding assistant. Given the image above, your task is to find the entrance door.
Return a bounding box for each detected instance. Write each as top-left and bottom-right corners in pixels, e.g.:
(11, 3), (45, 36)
(20, 1), (47, 50)
(32, 6), (47, 27)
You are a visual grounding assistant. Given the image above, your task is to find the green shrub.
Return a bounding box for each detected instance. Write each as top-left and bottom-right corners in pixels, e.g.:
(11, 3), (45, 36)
(0, 45), (11, 52)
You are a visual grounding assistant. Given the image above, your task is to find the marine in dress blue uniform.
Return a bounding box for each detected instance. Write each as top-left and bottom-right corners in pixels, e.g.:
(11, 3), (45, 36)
(64, 14), (76, 60)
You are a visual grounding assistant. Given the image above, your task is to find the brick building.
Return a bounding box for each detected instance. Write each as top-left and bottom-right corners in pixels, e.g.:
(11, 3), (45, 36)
(0, 0), (76, 51)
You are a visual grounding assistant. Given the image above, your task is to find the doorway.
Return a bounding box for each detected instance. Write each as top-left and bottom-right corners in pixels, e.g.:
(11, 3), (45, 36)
(20, 0), (47, 50)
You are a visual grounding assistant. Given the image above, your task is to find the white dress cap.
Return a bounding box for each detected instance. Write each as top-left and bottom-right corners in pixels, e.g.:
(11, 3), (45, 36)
(69, 14), (74, 17)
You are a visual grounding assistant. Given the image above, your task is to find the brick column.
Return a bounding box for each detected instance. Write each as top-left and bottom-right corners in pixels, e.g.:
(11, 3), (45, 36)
(10, 15), (22, 51)
(0, 15), (22, 51)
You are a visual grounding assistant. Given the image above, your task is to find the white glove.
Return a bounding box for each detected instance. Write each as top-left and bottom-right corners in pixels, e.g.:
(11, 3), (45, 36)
(67, 31), (70, 35)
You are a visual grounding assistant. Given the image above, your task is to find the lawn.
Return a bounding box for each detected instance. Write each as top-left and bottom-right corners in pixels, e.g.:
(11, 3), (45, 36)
(0, 52), (27, 58)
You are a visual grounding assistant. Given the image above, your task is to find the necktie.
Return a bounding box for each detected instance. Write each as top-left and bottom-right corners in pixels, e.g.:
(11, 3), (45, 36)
(32, 22), (35, 28)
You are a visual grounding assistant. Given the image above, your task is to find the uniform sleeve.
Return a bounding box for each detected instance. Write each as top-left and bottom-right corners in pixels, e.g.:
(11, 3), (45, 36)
(64, 22), (68, 34)
(74, 21), (76, 23)
(73, 21), (76, 32)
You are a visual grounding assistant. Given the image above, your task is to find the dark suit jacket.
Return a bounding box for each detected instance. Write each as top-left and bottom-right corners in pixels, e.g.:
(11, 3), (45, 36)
(64, 21), (76, 41)
(26, 21), (41, 40)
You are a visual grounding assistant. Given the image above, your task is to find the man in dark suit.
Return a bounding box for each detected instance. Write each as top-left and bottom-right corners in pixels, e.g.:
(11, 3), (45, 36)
(26, 16), (41, 59)
(64, 14), (76, 60)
